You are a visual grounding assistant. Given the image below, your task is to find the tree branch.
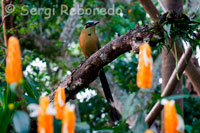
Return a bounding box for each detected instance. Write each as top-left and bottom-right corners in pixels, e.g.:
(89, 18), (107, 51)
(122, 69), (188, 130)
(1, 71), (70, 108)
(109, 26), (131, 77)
(137, 0), (160, 21)
(49, 25), (152, 101)
(1, 0), (7, 46)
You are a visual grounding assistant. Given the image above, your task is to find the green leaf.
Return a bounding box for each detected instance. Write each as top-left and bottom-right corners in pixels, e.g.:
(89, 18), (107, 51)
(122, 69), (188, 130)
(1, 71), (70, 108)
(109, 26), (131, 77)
(94, 129), (113, 133)
(163, 94), (192, 100)
(12, 111), (30, 133)
(173, 44), (180, 80)
(0, 45), (7, 49)
(53, 117), (61, 133)
(0, 107), (13, 133)
(0, 66), (5, 72)
(132, 112), (148, 132)
(175, 103), (183, 116)
(76, 122), (90, 132)
(21, 76), (39, 100)
(163, 24), (171, 38)
(163, 32), (169, 46)
(122, 93), (135, 120)
(185, 125), (193, 133)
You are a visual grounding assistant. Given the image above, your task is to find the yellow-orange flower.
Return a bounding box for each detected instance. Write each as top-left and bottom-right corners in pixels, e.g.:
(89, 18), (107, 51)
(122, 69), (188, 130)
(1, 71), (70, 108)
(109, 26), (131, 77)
(62, 104), (76, 133)
(145, 129), (154, 133)
(54, 87), (66, 120)
(128, 9), (132, 14)
(5, 36), (23, 84)
(161, 99), (179, 133)
(38, 96), (53, 133)
(136, 43), (153, 89)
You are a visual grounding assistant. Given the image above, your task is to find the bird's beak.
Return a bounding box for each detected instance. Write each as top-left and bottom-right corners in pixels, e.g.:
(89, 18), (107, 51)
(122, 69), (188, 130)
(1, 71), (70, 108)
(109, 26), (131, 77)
(94, 21), (99, 25)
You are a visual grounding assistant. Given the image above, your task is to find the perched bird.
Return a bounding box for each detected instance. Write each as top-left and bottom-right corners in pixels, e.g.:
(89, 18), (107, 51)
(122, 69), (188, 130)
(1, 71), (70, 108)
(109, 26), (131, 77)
(79, 21), (121, 121)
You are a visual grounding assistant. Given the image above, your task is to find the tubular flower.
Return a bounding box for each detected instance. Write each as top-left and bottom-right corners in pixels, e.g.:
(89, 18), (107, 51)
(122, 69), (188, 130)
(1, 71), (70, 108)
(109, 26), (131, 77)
(38, 96), (53, 133)
(136, 43), (153, 89)
(62, 103), (76, 133)
(5, 36), (23, 84)
(161, 99), (185, 133)
(145, 129), (154, 133)
(54, 87), (66, 120)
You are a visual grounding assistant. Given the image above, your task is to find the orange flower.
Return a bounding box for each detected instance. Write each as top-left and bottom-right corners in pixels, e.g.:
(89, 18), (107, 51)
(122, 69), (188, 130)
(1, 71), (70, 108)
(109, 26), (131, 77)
(128, 9), (132, 14)
(161, 99), (179, 133)
(54, 87), (66, 120)
(136, 43), (153, 89)
(5, 36), (23, 84)
(145, 129), (154, 133)
(62, 104), (76, 133)
(38, 96), (53, 133)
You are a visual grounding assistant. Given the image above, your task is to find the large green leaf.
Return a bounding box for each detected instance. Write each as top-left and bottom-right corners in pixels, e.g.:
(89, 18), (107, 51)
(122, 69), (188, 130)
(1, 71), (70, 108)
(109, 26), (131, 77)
(21, 76), (39, 100)
(132, 112), (148, 132)
(53, 117), (62, 133)
(122, 93), (136, 120)
(12, 111), (30, 133)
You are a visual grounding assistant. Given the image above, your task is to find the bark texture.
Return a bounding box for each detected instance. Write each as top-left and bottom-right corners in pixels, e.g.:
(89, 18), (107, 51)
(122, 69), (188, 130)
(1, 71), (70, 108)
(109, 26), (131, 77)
(137, 0), (160, 21)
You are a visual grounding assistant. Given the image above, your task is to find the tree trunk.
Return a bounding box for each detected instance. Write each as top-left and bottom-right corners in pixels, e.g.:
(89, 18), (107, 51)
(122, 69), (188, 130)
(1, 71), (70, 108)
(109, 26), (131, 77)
(161, 0), (183, 132)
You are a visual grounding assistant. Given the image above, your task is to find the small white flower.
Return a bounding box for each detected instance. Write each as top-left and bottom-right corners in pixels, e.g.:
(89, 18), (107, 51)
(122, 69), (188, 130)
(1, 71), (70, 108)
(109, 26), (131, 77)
(27, 102), (56, 117)
(65, 103), (75, 111)
(161, 99), (175, 106)
(27, 103), (39, 117)
(177, 114), (185, 132)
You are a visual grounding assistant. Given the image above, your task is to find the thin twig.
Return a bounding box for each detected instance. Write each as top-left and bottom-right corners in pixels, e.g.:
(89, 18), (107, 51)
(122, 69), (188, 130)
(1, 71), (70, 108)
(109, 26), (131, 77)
(1, 0), (7, 46)
(0, 55), (7, 67)
(0, 14), (10, 28)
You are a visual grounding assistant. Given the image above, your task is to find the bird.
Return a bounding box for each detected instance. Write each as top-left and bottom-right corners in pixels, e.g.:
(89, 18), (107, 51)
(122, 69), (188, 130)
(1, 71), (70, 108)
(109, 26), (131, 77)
(79, 21), (121, 122)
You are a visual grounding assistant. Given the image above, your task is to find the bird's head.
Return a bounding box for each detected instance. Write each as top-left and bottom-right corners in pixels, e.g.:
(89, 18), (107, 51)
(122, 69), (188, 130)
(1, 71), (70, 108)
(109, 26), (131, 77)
(84, 21), (99, 29)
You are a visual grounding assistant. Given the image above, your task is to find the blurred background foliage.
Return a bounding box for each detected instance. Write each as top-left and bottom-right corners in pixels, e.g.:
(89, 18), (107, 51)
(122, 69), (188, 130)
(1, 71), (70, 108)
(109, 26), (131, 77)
(0, 0), (200, 132)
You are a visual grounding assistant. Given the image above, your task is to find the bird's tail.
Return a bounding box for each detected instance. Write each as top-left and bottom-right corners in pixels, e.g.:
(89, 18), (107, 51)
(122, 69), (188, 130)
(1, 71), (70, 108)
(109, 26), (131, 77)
(99, 69), (121, 122)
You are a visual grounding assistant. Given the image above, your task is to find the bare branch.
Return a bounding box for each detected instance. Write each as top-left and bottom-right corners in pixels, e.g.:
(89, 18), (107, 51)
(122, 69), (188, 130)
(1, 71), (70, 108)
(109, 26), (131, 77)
(137, 0), (160, 21)
(1, 0), (7, 46)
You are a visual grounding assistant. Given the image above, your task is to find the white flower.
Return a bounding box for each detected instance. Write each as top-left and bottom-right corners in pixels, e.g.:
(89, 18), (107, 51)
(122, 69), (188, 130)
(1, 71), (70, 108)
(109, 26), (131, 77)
(27, 103), (56, 117)
(65, 103), (75, 111)
(177, 114), (185, 132)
